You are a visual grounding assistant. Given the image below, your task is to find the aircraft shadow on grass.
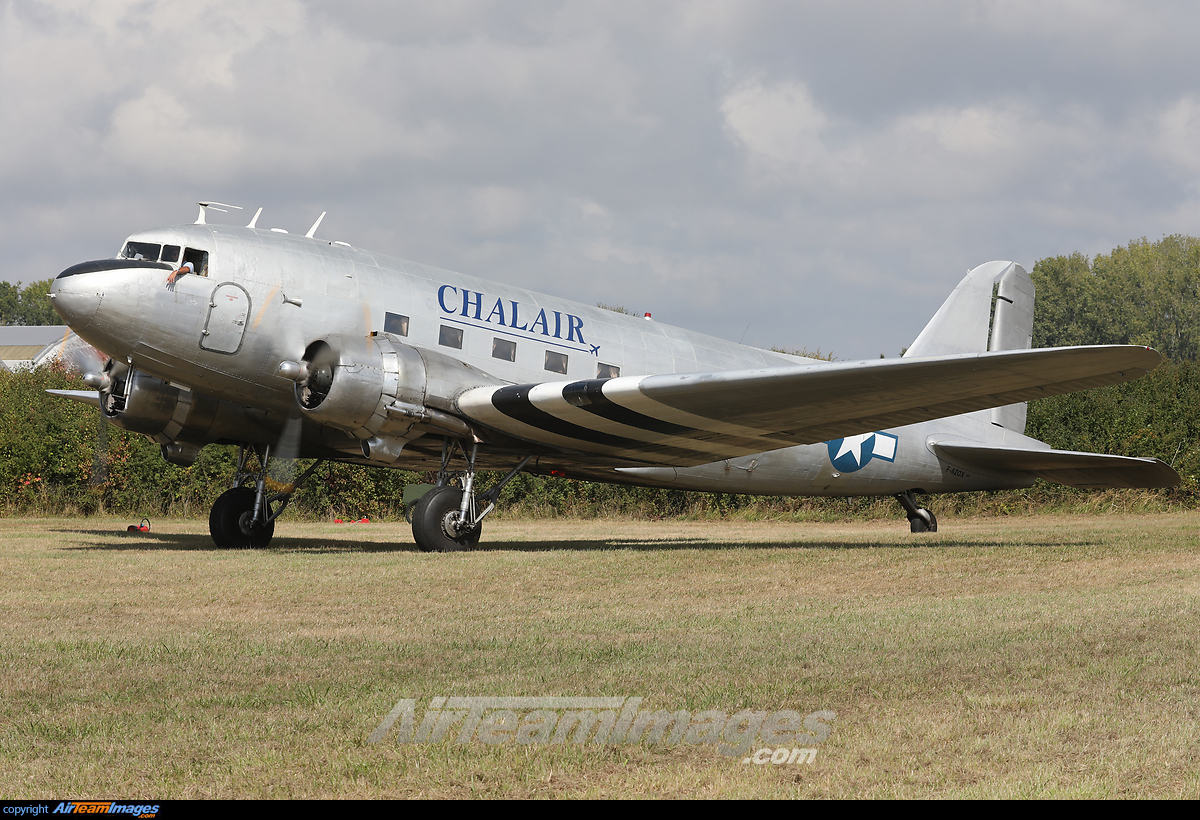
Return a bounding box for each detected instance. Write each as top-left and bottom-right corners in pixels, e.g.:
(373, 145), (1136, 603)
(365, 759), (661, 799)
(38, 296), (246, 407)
(52, 528), (1095, 553)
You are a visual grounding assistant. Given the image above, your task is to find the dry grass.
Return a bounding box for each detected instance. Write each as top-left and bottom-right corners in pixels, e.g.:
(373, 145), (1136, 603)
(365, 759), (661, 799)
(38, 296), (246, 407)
(2, 513), (1199, 798)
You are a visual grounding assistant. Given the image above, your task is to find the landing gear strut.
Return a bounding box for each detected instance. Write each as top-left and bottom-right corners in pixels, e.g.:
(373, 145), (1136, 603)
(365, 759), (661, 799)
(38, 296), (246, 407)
(895, 490), (937, 533)
(409, 439), (531, 553)
(208, 444), (324, 548)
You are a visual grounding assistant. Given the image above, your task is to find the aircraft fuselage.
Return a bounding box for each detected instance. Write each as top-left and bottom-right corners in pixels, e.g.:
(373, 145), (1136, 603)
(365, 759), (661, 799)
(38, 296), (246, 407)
(52, 223), (1049, 498)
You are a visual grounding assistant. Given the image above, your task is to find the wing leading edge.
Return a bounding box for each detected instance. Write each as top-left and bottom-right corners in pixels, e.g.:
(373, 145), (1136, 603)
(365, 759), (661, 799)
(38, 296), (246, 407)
(454, 345), (1162, 467)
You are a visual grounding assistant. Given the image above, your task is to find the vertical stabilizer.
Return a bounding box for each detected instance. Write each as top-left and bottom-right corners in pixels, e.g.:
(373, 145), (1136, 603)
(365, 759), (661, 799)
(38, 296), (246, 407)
(903, 261), (1034, 432)
(988, 263), (1034, 432)
(904, 261), (1016, 358)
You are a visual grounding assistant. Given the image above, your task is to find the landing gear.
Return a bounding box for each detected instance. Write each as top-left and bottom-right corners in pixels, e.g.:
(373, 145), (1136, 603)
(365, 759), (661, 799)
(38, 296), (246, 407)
(208, 444), (324, 548)
(209, 487), (275, 548)
(895, 490), (937, 533)
(411, 485), (481, 552)
(408, 439), (531, 553)
(909, 508), (937, 533)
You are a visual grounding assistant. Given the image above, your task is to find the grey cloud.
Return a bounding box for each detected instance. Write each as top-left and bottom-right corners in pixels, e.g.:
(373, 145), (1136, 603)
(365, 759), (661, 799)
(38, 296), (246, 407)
(3, 1), (1200, 359)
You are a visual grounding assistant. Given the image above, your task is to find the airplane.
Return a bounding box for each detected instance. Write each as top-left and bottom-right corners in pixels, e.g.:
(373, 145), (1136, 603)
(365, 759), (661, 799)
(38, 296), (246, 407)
(47, 202), (1179, 551)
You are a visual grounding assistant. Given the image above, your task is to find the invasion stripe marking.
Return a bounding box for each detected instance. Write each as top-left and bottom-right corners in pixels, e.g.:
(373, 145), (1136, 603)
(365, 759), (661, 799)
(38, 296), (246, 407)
(564, 380), (692, 435)
(524, 383), (749, 460)
(599, 377), (798, 443)
(490, 386), (718, 463)
(561, 379), (779, 452)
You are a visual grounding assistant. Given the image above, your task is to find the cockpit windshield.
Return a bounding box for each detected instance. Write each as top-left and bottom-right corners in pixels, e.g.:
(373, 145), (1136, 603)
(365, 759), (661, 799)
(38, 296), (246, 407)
(121, 241), (161, 261)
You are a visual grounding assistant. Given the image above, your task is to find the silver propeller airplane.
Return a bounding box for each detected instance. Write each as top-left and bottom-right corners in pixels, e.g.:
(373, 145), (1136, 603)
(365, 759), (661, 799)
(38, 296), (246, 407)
(48, 203), (1179, 551)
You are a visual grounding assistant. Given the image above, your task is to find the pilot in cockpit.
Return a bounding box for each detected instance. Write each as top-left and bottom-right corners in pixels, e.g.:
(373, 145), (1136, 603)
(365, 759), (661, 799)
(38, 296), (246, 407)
(167, 250), (208, 285)
(167, 261), (194, 285)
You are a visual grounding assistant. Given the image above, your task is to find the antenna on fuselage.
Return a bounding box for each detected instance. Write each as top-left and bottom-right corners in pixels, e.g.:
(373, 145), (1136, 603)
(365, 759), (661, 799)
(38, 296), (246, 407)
(247, 207), (263, 229)
(304, 211), (327, 239)
(194, 202), (243, 225)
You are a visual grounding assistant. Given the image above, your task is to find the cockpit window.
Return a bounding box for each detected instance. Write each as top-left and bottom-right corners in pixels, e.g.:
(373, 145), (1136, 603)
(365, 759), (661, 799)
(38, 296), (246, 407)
(122, 241), (161, 261)
(182, 248), (209, 277)
(161, 245), (181, 265)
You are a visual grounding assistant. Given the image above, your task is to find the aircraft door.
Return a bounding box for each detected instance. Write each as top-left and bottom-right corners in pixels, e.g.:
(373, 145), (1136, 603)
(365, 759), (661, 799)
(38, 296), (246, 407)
(201, 283), (251, 354)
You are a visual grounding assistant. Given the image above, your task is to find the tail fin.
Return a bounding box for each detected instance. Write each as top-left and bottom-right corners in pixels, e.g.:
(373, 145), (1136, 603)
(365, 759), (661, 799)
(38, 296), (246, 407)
(904, 261), (1034, 431)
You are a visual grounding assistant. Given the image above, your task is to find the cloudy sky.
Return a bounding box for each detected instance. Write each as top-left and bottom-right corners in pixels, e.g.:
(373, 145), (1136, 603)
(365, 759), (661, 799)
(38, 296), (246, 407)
(4, 0), (1200, 359)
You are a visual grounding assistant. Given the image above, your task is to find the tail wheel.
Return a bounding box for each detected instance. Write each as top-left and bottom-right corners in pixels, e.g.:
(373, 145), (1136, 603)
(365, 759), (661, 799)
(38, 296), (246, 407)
(909, 508), (937, 533)
(411, 485), (481, 552)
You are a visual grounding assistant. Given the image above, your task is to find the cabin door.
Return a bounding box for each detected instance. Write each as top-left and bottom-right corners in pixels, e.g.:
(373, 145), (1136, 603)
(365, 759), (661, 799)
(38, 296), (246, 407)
(201, 283), (251, 354)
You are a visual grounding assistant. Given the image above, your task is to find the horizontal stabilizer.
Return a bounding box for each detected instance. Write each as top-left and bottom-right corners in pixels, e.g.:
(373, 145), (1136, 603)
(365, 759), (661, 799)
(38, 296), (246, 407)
(46, 389), (101, 408)
(932, 441), (1180, 489)
(455, 345), (1163, 467)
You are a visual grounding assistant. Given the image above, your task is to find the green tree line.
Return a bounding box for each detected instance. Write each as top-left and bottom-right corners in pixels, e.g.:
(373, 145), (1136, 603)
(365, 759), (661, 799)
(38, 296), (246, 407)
(1031, 235), (1200, 360)
(0, 279), (62, 326)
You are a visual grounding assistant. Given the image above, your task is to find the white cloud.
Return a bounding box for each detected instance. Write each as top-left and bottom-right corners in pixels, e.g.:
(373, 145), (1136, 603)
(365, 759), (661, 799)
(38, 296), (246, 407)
(1156, 95), (1200, 173)
(720, 78), (829, 167)
(102, 86), (245, 176)
(5, 1), (1200, 358)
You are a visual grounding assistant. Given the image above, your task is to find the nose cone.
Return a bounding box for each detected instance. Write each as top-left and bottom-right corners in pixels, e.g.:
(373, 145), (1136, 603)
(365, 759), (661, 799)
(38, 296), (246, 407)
(50, 265), (103, 330)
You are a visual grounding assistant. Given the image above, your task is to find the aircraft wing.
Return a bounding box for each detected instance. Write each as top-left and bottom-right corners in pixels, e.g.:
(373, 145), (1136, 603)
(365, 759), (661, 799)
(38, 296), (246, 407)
(931, 441), (1180, 488)
(455, 345), (1162, 467)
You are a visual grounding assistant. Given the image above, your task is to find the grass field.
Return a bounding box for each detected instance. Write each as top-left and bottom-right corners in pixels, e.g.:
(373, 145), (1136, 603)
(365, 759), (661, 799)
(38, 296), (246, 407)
(2, 513), (1199, 798)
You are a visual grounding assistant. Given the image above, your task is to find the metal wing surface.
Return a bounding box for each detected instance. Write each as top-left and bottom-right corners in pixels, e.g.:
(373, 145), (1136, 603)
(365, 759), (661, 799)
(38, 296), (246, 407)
(455, 345), (1162, 467)
(931, 442), (1179, 488)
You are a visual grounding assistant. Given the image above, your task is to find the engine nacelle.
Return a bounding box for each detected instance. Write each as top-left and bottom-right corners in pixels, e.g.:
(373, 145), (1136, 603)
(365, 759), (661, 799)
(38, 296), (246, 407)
(289, 333), (503, 458)
(96, 359), (279, 459)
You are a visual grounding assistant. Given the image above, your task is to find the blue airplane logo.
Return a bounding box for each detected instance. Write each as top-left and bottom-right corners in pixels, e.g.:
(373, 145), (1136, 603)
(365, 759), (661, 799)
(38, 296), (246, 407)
(826, 431), (898, 472)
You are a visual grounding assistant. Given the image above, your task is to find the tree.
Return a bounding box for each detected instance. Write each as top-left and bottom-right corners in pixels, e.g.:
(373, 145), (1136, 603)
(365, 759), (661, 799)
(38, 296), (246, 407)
(0, 279), (64, 326)
(0, 282), (20, 325)
(1031, 235), (1200, 361)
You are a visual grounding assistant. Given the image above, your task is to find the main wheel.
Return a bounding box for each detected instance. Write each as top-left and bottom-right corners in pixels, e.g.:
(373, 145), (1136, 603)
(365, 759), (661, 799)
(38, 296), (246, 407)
(909, 508), (937, 533)
(405, 488), (432, 524)
(411, 485), (481, 552)
(209, 487), (275, 548)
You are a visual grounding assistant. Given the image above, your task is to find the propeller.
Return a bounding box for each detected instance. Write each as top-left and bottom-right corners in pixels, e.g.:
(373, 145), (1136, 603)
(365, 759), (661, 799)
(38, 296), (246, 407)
(281, 341), (338, 410)
(79, 355), (115, 488)
(265, 412), (305, 489)
(60, 336), (108, 376)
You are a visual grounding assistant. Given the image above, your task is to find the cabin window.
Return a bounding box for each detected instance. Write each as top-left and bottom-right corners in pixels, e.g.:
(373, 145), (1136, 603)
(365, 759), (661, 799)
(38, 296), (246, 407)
(161, 245), (181, 265)
(384, 312), (409, 336)
(182, 248), (209, 276)
(545, 350), (568, 375)
(597, 363), (620, 379)
(492, 338), (516, 361)
(122, 241), (160, 261)
(439, 325), (463, 349)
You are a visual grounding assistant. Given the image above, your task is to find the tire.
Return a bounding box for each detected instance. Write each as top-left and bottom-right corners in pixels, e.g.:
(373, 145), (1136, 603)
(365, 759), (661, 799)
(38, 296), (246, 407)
(209, 487), (275, 548)
(405, 488), (432, 524)
(909, 508), (937, 533)
(411, 485), (481, 552)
